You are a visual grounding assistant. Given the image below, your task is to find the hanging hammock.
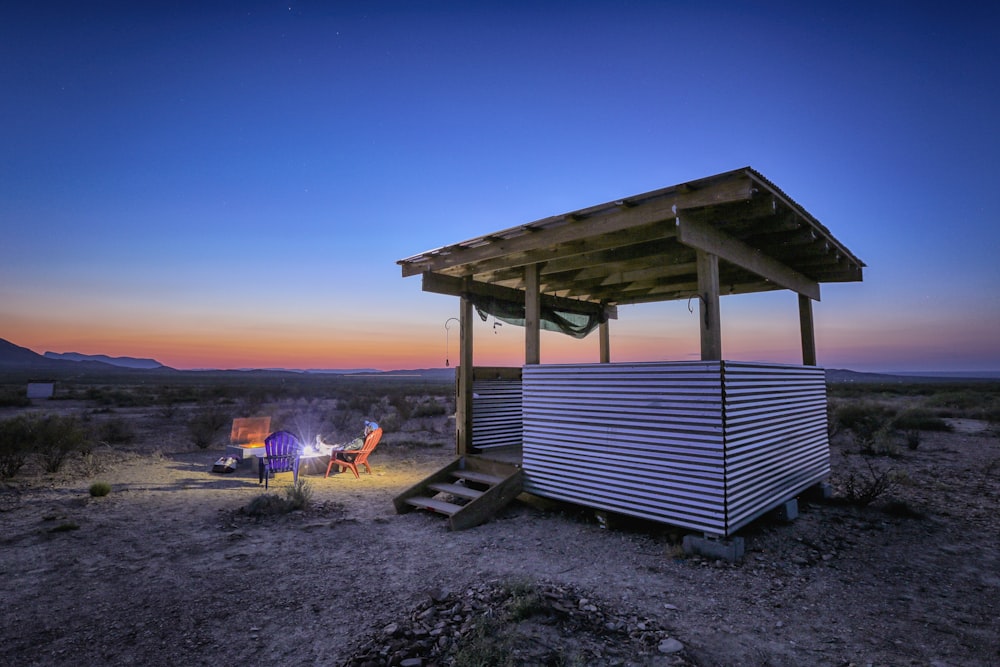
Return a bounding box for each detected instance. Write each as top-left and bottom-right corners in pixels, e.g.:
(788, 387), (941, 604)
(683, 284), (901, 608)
(468, 294), (605, 339)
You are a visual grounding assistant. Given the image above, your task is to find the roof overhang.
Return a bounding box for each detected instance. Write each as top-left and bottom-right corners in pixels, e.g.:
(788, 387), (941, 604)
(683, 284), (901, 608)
(398, 167), (864, 314)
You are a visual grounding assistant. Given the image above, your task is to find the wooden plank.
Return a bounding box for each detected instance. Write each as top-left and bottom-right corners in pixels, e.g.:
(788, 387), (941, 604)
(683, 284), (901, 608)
(463, 455), (522, 479)
(676, 215), (821, 301)
(404, 497), (463, 516)
(428, 482), (484, 499)
(449, 469), (524, 531)
(525, 263), (540, 365)
(472, 366), (523, 381)
(393, 458), (463, 513)
(458, 295), (473, 456)
(599, 320), (610, 363)
(444, 221), (679, 279)
(697, 250), (722, 362)
(422, 271), (612, 319)
(400, 175), (753, 277)
(799, 294), (817, 366)
(453, 469), (505, 486)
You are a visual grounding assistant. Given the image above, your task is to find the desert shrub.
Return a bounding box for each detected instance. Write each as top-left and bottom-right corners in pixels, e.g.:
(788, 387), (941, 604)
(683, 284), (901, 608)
(245, 494), (290, 517)
(85, 386), (153, 408)
(187, 407), (230, 449)
(832, 402), (897, 455)
(389, 393), (412, 420)
(0, 415), (33, 478)
(832, 401), (894, 434)
(924, 390), (994, 418)
(984, 407), (1000, 436)
(893, 408), (951, 432)
(285, 479), (313, 511)
(93, 417), (137, 445)
(244, 484), (311, 517)
(453, 614), (518, 667)
(841, 460), (904, 507)
(451, 580), (559, 666)
(34, 414), (91, 473)
(0, 389), (31, 408)
(503, 579), (546, 622)
(79, 452), (106, 477)
(904, 429), (921, 450)
(376, 412), (400, 433)
(89, 481), (112, 497)
(412, 400), (447, 418)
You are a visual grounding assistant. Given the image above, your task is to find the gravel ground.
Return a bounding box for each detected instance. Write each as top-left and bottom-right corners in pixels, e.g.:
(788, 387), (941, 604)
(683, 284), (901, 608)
(1, 411), (998, 666)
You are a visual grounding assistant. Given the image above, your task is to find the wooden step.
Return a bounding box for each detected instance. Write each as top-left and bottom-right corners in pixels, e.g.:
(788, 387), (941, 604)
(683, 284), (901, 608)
(393, 456), (523, 530)
(428, 482), (484, 500)
(404, 496), (463, 516)
(452, 470), (504, 486)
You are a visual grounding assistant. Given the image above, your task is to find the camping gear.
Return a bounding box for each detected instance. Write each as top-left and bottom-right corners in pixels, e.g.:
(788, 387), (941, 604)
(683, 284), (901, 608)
(211, 456), (239, 474)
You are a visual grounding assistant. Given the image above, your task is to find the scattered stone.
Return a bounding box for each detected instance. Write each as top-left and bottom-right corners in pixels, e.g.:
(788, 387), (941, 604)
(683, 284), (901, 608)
(659, 637), (684, 653)
(343, 581), (693, 666)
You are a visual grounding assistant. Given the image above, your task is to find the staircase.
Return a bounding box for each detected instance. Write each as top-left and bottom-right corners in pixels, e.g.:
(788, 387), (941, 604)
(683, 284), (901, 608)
(393, 456), (523, 531)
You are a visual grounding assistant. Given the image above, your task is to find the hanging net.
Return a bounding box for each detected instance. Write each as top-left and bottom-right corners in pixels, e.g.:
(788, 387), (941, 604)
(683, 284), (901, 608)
(469, 294), (605, 339)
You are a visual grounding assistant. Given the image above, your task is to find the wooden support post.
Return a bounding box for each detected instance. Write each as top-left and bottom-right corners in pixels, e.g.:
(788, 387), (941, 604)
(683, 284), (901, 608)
(799, 293), (817, 366)
(457, 295), (474, 455)
(599, 320), (610, 363)
(696, 249), (722, 361)
(525, 263), (541, 365)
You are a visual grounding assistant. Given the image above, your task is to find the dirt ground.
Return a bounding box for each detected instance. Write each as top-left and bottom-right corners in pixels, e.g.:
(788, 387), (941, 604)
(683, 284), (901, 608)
(1, 404), (998, 666)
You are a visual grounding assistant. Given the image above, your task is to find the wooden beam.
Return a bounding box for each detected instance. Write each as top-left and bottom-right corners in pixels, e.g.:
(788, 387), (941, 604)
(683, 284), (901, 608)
(421, 271), (617, 320)
(676, 215), (821, 301)
(525, 264), (540, 365)
(400, 175), (754, 277)
(457, 294), (474, 456)
(799, 294), (817, 366)
(697, 250), (722, 361)
(450, 221), (680, 279)
(599, 320), (610, 363)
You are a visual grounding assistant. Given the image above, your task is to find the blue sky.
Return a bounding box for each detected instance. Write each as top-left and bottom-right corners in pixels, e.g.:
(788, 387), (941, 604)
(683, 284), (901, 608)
(1, 1), (998, 372)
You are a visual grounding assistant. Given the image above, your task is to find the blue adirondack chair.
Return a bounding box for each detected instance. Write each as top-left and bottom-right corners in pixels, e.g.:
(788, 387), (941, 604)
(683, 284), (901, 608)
(259, 430), (302, 489)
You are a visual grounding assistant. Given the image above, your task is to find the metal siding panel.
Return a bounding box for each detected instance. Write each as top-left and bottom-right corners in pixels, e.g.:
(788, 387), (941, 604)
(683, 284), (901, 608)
(522, 362), (728, 534)
(517, 360), (830, 537)
(722, 362), (830, 533)
(472, 378), (522, 450)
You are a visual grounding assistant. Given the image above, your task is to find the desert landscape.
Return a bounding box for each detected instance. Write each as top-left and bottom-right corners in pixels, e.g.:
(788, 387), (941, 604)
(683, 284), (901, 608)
(1, 372), (998, 666)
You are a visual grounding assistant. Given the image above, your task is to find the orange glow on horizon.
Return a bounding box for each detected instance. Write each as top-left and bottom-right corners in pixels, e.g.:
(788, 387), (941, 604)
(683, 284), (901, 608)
(6, 295), (997, 372)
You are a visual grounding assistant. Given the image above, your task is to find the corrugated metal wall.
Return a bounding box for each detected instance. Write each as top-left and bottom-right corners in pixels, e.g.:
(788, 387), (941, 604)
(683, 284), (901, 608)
(522, 362), (728, 534)
(518, 361), (829, 536)
(472, 377), (523, 450)
(722, 362), (829, 532)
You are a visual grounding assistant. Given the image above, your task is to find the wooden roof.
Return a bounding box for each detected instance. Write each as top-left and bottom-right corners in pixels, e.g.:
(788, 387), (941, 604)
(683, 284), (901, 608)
(398, 167), (864, 314)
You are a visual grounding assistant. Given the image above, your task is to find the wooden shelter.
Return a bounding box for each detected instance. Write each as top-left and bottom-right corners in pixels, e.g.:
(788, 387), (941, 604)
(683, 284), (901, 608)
(397, 166), (864, 536)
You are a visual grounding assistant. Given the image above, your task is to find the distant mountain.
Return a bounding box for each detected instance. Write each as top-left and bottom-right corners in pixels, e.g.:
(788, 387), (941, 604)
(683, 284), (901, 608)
(0, 338), (61, 368)
(0, 337), (165, 375)
(304, 368), (381, 374)
(44, 351), (164, 369)
(824, 368), (998, 383)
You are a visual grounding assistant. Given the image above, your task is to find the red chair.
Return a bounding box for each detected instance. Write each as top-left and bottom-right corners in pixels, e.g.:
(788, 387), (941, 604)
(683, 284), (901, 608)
(325, 427), (382, 479)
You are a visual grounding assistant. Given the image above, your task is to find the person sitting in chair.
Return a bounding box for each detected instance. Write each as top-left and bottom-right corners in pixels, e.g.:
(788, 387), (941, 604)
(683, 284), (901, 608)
(315, 420), (379, 456)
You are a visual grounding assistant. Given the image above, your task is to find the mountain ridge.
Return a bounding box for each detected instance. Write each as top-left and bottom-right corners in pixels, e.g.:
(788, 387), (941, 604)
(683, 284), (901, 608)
(44, 351), (164, 369)
(2, 337), (996, 381)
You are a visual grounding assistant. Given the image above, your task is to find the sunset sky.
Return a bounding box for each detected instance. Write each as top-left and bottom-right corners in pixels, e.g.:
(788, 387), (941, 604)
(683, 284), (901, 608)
(2, 2), (998, 373)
